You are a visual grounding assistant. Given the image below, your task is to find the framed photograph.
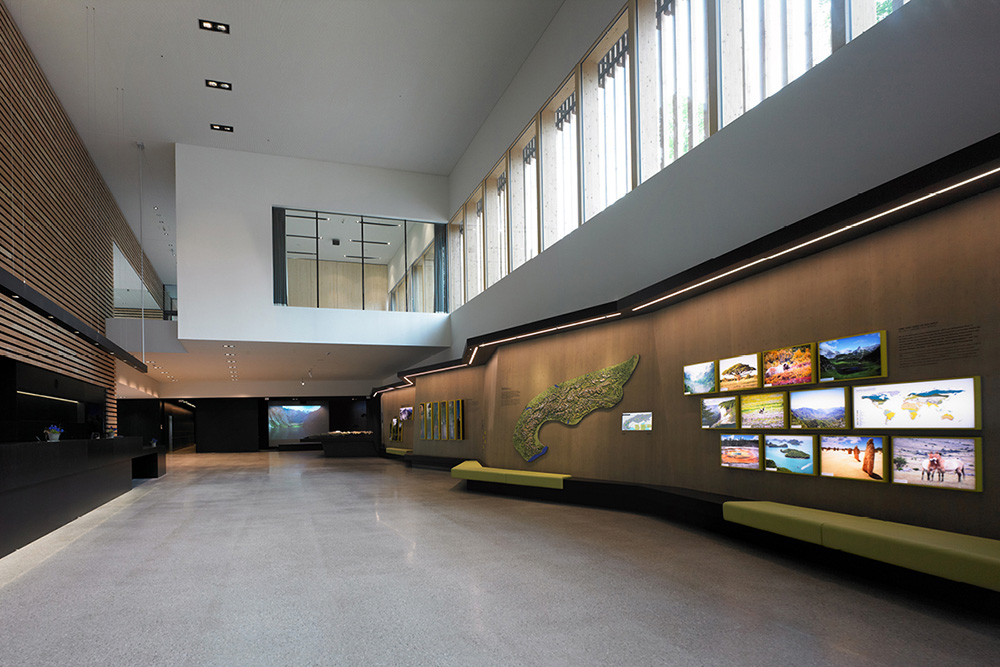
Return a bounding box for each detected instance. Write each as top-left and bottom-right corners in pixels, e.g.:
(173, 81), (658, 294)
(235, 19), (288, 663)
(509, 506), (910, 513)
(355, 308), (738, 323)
(740, 392), (787, 429)
(820, 435), (886, 481)
(430, 402), (439, 440)
(721, 434), (761, 470)
(622, 412), (653, 431)
(418, 403), (426, 438)
(684, 361), (717, 395)
(891, 437), (981, 491)
(719, 353), (760, 391)
(762, 344), (815, 387)
(852, 377), (980, 429)
(701, 397), (738, 429)
(455, 400), (465, 440)
(438, 401), (447, 440)
(764, 435), (817, 474)
(400, 406), (413, 421)
(818, 331), (887, 382)
(789, 387), (849, 429)
(448, 400), (457, 440)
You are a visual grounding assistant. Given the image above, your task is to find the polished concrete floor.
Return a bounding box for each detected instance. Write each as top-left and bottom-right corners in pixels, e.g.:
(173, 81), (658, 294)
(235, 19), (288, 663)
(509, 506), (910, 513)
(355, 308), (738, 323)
(0, 451), (997, 666)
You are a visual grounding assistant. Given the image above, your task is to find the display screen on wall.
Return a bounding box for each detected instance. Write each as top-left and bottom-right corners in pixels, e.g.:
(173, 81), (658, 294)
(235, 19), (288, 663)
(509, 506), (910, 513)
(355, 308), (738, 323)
(701, 397), (738, 429)
(820, 435), (885, 481)
(400, 406), (413, 421)
(789, 387), (848, 429)
(683, 360), (717, 394)
(891, 437), (981, 491)
(622, 412), (652, 431)
(740, 392), (787, 429)
(267, 402), (328, 445)
(818, 331), (886, 382)
(719, 354), (760, 391)
(721, 434), (761, 469)
(764, 435), (817, 475)
(762, 344), (815, 387)
(852, 377), (980, 429)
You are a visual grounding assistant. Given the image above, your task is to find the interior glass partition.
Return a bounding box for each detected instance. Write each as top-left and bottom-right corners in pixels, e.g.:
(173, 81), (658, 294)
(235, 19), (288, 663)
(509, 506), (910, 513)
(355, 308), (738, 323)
(274, 208), (445, 312)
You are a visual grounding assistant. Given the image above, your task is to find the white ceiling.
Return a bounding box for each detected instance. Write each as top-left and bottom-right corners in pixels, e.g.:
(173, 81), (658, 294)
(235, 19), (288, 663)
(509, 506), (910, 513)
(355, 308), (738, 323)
(7, 0), (565, 285)
(9, 0), (565, 393)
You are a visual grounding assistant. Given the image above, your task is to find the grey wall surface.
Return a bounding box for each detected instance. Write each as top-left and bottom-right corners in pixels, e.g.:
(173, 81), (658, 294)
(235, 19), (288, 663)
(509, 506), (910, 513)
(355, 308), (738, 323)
(438, 1), (1000, 362)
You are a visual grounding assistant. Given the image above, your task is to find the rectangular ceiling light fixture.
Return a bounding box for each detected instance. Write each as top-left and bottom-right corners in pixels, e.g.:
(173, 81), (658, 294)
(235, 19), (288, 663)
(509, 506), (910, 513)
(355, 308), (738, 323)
(199, 19), (230, 33)
(210, 123), (234, 132)
(205, 79), (232, 90)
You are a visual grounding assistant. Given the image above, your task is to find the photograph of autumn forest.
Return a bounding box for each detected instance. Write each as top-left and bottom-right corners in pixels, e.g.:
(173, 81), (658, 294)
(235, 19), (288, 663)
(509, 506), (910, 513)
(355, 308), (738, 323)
(762, 344), (814, 386)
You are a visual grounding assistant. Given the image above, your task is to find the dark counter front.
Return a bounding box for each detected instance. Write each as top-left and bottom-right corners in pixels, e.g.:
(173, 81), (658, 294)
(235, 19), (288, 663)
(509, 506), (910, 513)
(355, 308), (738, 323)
(313, 433), (377, 457)
(0, 437), (165, 558)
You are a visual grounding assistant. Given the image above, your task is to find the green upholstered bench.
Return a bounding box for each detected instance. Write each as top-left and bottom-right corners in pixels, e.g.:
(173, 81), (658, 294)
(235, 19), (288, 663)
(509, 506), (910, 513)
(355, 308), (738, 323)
(451, 460), (571, 490)
(385, 447), (412, 456)
(723, 501), (1000, 592)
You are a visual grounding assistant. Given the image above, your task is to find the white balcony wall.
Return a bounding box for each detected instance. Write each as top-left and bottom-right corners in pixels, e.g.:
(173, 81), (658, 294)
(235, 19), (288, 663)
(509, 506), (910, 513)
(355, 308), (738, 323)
(176, 144), (451, 348)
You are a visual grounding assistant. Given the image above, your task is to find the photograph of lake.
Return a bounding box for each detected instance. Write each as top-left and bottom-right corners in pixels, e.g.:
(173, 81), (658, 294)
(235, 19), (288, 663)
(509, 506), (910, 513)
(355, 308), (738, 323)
(765, 435), (816, 474)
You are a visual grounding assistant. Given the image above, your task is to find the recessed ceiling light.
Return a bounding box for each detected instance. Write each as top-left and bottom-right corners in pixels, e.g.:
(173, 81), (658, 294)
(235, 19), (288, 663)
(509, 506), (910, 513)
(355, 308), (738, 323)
(199, 19), (229, 33)
(210, 123), (234, 133)
(205, 79), (232, 90)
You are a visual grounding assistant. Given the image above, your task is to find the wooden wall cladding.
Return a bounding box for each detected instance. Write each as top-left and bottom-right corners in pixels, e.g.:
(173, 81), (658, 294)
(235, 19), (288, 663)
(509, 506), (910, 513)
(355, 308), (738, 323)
(413, 364), (485, 460)
(379, 385), (415, 449)
(0, 2), (163, 428)
(392, 189), (1000, 539)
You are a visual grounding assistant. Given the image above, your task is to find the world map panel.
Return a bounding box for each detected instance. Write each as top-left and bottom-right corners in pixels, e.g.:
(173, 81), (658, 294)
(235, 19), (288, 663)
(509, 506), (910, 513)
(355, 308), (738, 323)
(852, 378), (980, 429)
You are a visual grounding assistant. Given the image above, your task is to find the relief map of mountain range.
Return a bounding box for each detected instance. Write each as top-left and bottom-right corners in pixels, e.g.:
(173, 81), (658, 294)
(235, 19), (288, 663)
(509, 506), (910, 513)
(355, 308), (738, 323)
(512, 355), (639, 462)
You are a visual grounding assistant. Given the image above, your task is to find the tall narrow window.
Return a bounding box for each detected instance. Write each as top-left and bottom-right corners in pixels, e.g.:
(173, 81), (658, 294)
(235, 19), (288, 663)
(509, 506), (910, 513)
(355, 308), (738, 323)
(720, 0), (833, 126)
(582, 12), (632, 222)
(447, 210), (464, 311)
(540, 77), (580, 250)
(639, 0), (710, 182)
(849, 0), (911, 40)
(509, 122), (539, 271)
(484, 158), (509, 289)
(464, 190), (484, 302)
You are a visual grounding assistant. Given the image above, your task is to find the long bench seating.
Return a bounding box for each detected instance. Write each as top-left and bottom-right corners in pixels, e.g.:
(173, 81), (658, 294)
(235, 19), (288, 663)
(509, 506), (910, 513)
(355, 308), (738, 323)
(451, 460), (571, 490)
(723, 501), (1000, 592)
(385, 447), (412, 456)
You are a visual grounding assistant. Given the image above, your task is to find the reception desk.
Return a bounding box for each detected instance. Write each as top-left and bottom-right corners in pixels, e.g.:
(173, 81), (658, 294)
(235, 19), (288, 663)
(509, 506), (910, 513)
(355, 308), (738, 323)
(0, 437), (164, 558)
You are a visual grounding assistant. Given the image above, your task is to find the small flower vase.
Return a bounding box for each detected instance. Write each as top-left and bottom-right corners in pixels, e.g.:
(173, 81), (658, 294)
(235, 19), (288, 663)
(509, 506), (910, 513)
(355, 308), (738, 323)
(46, 431), (61, 441)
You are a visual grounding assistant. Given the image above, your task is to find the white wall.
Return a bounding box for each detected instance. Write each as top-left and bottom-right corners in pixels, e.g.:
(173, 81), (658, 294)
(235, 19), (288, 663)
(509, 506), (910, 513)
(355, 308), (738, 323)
(436, 0), (1000, 361)
(449, 0), (627, 213)
(176, 144), (451, 348)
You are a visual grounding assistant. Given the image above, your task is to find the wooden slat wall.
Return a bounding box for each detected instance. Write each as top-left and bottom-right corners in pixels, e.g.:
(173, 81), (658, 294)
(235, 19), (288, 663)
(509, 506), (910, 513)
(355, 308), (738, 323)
(0, 1), (162, 429)
(112, 307), (165, 320)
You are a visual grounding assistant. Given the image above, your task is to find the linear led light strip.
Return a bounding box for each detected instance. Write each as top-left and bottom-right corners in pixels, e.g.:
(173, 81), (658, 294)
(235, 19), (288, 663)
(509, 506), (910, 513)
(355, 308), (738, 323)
(632, 164), (1000, 313)
(374, 163), (1000, 397)
(479, 313), (623, 349)
(17, 390), (80, 405)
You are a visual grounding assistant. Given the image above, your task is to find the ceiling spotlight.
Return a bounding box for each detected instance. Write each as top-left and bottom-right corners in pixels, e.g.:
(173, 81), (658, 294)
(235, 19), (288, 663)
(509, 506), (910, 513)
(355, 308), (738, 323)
(223, 344), (235, 348)
(301, 381), (306, 386)
(199, 19), (230, 33)
(210, 123), (234, 133)
(205, 79), (232, 90)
